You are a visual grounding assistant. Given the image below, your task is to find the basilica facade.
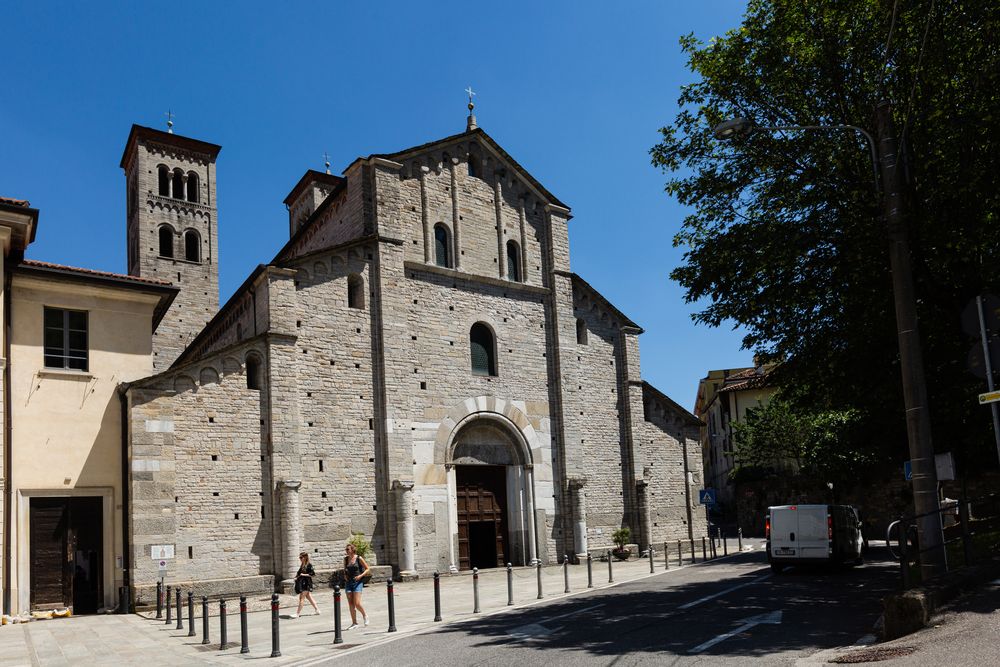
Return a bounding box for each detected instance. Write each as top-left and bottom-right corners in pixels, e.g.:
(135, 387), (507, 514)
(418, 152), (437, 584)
(122, 113), (705, 599)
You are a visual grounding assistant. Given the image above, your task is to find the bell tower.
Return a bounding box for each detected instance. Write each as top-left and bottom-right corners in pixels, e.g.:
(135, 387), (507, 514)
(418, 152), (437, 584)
(121, 124), (221, 370)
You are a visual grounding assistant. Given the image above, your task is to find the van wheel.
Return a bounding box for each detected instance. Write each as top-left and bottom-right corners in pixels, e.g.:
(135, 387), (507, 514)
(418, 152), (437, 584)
(770, 563), (784, 574)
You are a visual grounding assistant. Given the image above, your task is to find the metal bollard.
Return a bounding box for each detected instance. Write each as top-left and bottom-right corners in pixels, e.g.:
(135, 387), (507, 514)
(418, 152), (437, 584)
(387, 578), (397, 632)
(201, 596), (210, 645)
(899, 519), (910, 591)
(587, 553), (593, 588)
(473, 567), (481, 613)
(563, 555), (570, 593)
(723, 529), (728, 556)
(156, 581), (163, 618)
(738, 527), (743, 551)
(270, 593), (281, 658)
(649, 545), (655, 573)
(702, 536), (707, 561)
(239, 595), (249, 654)
(166, 585), (172, 625)
(333, 585), (343, 644)
(710, 535), (717, 559)
(677, 540), (682, 566)
(187, 591), (195, 637)
(176, 588), (183, 630)
(506, 564), (514, 605)
(690, 539), (696, 564)
(219, 598), (228, 650)
(433, 572), (442, 621)
(537, 562), (544, 599)
(664, 541), (669, 570)
(607, 549), (614, 583)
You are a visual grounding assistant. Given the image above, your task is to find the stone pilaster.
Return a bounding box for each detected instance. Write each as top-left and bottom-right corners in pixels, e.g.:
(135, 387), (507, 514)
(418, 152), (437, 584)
(569, 477), (588, 560)
(279, 480), (302, 581)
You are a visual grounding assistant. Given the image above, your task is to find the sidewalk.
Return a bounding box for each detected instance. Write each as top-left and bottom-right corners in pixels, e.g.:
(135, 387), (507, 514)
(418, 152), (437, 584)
(0, 539), (757, 666)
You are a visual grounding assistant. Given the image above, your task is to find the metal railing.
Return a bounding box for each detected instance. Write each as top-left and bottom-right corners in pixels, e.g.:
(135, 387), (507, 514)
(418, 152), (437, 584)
(888, 493), (1000, 588)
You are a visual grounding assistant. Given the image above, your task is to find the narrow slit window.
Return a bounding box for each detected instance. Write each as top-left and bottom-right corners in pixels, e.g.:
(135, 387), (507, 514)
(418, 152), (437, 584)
(506, 240), (521, 281)
(246, 355), (261, 390)
(172, 169), (185, 200)
(157, 165), (170, 196)
(347, 273), (365, 309)
(434, 224), (451, 268)
(576, 318), (588, 345)
(186, 172), (199, 203)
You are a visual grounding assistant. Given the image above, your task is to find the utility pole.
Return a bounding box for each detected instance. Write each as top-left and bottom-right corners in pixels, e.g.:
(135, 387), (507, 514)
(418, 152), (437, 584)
(874, 101), (946, 579)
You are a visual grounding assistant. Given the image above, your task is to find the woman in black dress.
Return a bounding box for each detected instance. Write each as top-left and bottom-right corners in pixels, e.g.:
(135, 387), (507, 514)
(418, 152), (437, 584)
(291, 551), (320, 618)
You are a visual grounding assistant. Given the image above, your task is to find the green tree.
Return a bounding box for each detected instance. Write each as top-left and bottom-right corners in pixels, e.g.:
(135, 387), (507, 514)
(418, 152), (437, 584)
(653, 0), (1000, 472)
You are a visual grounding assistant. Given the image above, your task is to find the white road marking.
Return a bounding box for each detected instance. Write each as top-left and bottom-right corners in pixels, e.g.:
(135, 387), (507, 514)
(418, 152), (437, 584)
(507, 604), (600, 641)
(688, 610), (782, 654)
(678, 574), (772, 610)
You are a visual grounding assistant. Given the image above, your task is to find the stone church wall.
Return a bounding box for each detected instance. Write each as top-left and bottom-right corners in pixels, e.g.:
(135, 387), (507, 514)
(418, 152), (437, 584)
(128, 340), (270, 597)
(639, 405), (704, 545)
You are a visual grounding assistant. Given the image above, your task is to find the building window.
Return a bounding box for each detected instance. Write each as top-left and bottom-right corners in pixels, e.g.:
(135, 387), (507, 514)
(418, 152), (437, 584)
(470, 322), (496, 376)
(347, 273), (365, 310)
(434, 224), (451, 268)
(186, 172), (199, 203)
(43, 307), (88, 371)
(158, 225), (174, 258)
(172, 169), (185, 200)
(184, 229), (200, 262)
(576, 318), (588, 345)
(506, 240), (521, 281)
(158, 165), (170, 196)
(246, 355), (261, 390)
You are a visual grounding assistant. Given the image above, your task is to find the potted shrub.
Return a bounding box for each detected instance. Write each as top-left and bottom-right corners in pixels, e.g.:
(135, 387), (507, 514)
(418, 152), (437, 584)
(612, 527), (632, 560)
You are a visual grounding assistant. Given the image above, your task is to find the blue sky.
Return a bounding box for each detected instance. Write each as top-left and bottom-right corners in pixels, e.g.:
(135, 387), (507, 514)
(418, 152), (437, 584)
(0, 0), (751, 409)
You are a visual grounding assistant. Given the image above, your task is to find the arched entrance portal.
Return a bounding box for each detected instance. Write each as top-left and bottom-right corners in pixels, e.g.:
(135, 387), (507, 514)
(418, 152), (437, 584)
(449, 417), (536, 570)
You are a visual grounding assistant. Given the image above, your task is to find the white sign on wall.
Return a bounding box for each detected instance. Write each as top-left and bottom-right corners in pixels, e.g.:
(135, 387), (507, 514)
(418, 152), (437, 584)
(151, 544), (175, 560)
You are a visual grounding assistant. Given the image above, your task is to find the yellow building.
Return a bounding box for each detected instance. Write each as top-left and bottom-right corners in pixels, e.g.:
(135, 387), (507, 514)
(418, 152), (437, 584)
(1, 196), (175, 615)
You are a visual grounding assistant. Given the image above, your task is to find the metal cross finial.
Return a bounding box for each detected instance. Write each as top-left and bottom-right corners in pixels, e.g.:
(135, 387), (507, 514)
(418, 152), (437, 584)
(323, 152), (331, 175)
(465, 86), (476, 111)
(165, 110), (174, 134)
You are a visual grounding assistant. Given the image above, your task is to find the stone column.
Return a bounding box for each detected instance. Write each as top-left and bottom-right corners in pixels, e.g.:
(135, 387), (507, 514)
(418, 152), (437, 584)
(525, 465), (539, 565)
(180, 172), (189, 201)
(635, 480), (652, 553)
(394, 480), (416, 575)
(568, 477), (588, 561)
(279, 480), (302, 582)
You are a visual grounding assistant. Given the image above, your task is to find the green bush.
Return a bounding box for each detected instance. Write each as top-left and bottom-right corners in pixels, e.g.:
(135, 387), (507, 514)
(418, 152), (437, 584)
(347, 532), (372, 560)
(612, 527), (631, 550)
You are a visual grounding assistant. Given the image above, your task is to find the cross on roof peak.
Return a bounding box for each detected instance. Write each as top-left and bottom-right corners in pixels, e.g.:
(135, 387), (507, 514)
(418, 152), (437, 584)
(165, 110), (174, 134)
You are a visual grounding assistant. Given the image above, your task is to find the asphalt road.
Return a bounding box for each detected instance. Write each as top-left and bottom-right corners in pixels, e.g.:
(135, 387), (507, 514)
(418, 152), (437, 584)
(314, 547), (898, 666)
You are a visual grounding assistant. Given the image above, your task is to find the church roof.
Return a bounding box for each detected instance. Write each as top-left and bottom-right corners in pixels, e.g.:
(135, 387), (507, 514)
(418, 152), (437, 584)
(566, 271), (643, 332)
(368, 127), (569, 210)
(282, 170), (344, 206)
(642, 381), (701, 427)
(119, 124), (222, 168)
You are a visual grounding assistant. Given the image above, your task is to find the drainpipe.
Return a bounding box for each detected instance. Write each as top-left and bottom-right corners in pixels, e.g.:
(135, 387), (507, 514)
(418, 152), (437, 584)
(118, 387), (131, 612)
(3, 264), (14, 614)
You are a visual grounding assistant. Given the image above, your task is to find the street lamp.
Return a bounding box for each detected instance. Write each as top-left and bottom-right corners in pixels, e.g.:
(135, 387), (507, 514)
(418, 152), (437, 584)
(712, 108), (947, 579)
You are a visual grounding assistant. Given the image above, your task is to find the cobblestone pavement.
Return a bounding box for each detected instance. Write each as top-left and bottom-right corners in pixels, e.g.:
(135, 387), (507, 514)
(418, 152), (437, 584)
(0, 539), (753, 666)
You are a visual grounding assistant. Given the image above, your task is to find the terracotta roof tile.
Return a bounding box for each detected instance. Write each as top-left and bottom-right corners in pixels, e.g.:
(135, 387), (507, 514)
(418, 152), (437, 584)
(0, 196), (30, 208)
(19, 260), (174, 287)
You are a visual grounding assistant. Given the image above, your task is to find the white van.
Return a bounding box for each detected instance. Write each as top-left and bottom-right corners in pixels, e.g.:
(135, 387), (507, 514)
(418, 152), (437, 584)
(766, 504), (864, 572)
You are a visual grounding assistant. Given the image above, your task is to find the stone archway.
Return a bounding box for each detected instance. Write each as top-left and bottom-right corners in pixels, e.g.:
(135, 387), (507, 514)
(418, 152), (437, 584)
(435, 399), (541, 570)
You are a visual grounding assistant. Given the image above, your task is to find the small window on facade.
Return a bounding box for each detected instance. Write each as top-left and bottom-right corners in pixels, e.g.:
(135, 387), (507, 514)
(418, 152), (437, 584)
(184, 229), (200, 262)
(434, 224), (451, 268)
(467, 157), (477, 178)
(506, 240), (521, 281)
(246, 355), (261, 390)
(158, 225), (174, 258)
(158, 165), (170, 196)
(186, 172), (199, 203)
(347, 273), (365, 310)
(470, 322), (496, 376)
(44, 307), (88, 371)
(172, 170), (185, 200)
(576, 318), (588, 345)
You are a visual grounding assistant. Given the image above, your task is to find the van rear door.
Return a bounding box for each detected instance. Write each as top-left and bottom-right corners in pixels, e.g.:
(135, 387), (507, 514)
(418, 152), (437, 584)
(797, 505), (830, 560)
(770, 506), (799, 558)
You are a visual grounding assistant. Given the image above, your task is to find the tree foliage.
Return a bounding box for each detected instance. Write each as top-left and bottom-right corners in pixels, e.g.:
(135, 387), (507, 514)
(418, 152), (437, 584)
(653, 0), (1000, 473)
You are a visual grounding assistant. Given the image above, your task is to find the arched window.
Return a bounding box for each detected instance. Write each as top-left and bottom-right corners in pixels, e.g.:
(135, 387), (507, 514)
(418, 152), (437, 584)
(470, 322), (496, 376)
(246, 355), (261, 390)
(186, 172), (199, 203)
(576, 318), (588, 345)
(158, 225), (174, 258)
(157, 165), (170, 196)
(467, 156), (478, 178)
(506, 240), (521, 281)
(172, 169), (185, 200)
(347, 273), (365, 310)
(434, 224), (451, 268)
(184, 229), (200, 262)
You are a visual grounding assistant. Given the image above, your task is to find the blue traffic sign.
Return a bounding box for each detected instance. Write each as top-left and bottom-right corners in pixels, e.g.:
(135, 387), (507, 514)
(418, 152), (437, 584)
(903, 460), (912, 481)
(699, 489), (717, 505)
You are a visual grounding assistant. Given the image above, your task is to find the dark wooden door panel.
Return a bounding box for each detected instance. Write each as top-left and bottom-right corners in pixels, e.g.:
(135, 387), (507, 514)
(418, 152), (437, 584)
(456, 465), (509, 570)
(30, 499), (69, 610)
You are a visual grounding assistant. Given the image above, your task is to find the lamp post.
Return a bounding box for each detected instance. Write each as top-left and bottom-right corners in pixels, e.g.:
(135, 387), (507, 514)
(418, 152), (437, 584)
(712, 105), (947, 579)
